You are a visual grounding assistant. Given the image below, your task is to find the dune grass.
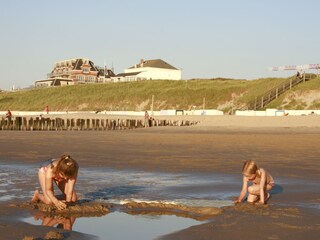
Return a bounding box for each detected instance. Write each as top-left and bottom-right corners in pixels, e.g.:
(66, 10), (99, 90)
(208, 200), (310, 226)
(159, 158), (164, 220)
(0, 76), (319, 113)
(266, 76), (320, 110)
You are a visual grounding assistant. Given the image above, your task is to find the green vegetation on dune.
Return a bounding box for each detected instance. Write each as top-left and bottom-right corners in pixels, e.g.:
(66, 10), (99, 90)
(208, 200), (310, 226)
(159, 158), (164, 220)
(266, 77), (320, 110)
(0, 77), (319, 113)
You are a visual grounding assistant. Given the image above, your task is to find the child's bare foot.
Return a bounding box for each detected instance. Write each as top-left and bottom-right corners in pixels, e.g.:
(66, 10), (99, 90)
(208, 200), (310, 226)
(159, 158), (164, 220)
(256, 193), (271, 205)
(31, 190), (40, 202)
(265, 193), (271, 202)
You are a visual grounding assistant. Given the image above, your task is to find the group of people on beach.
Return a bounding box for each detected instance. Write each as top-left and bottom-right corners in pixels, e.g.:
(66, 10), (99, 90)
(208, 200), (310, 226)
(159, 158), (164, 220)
(31, 155), (274, 210)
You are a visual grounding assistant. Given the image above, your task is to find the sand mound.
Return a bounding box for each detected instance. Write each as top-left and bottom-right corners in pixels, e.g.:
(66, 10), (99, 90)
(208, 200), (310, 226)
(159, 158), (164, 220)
(16, 200), (223, 220)
(23, 231), (64, 240)
(122, 201), (223, 220)
(16, 201), (111, 217)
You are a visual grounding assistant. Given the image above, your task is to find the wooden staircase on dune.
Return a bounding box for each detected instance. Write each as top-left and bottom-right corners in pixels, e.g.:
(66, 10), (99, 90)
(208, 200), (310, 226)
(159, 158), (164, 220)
(246, 73), (316, 110)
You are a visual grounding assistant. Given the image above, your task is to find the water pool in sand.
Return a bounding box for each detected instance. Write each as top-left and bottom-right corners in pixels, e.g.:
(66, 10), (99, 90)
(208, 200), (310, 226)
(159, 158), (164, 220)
(24, 212), (201, 240)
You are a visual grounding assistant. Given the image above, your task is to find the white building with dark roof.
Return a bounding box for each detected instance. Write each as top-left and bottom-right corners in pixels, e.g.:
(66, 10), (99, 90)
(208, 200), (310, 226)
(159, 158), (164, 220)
(112, 59), (182, 82)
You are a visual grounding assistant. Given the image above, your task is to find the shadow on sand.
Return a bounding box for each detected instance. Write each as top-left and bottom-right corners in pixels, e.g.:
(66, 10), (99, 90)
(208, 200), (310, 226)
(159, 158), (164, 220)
(270, 184), (284, 196)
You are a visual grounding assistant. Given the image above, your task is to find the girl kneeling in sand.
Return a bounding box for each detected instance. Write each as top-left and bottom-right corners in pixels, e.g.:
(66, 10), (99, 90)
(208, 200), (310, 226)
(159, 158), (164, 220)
(234, 160), (274, 205)
(32, 154), (79, 210)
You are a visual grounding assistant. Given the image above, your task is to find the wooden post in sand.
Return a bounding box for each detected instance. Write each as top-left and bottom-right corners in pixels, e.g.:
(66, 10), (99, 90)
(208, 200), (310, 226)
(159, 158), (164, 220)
(75, 119), (80, 131)
(66, 119), (70, 131)
(98, 119), (102, 130)
(36, 118), (41, 131)
(73, 119), (77, 130)
(91, 119), (95, 130)
(56, 118), (62, 131)
(105, 119), (109, 130)
(22, 117), (28, 131)
(46, 118), (50, 131)
(100, 119), (105, 130)
(81, 119), (85, 130)
(85, 119), (89, 130)
(29, 118), (33, 131)
(95, 119), (99, 130)
(0, 118), (4, 130)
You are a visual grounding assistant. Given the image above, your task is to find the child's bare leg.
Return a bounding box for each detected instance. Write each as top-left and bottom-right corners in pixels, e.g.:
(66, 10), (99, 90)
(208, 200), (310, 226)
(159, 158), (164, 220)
(32, 189), (48, 204)
(265, 184), (273, 201)
(247, 184), (261, 203)
(247, 193), (259, 203)
(32, 189), (40, 202)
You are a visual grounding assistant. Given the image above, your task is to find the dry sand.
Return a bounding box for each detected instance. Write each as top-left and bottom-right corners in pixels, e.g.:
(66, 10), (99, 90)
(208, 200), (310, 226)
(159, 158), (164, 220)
(0, 115), (319, 239)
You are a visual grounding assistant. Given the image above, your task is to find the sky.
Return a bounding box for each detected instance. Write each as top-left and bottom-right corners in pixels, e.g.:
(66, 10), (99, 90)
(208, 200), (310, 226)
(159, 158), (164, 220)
(0, 0), (319, 90)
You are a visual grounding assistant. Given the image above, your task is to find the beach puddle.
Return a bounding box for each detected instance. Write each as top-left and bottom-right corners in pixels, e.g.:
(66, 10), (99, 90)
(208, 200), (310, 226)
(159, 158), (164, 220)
(24, 212), (201, 240)
(20, 197), (227, 239)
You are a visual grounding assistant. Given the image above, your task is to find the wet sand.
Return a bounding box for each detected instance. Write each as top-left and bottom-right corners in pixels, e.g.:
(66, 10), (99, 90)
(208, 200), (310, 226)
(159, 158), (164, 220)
(0, 115), (320, 239)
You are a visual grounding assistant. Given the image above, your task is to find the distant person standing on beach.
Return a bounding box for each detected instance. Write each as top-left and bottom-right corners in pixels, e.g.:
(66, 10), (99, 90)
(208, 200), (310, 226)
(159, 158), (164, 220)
(5, 110), (12, 127)
(44, 106), (49, 114)
(5, 110), (12, 120)
(234, 160), (274, 205)
(144, 111), (150, 128)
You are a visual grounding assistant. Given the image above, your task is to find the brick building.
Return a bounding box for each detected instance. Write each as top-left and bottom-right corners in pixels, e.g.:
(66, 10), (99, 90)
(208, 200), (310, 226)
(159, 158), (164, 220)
(35, 58), (114, 87)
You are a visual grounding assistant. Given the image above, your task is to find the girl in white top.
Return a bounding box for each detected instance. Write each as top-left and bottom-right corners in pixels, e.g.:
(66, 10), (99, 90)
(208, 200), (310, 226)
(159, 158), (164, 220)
(235, 160), (274, 205)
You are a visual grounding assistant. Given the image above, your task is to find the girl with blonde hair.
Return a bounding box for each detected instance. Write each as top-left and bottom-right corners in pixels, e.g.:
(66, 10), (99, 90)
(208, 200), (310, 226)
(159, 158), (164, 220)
(235, 160), (274, 205)
(32, 154), (79, 210)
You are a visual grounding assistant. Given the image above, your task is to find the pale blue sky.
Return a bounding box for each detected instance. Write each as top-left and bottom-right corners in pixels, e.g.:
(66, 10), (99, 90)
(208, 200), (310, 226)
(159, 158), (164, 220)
(0, 0), (319, 90)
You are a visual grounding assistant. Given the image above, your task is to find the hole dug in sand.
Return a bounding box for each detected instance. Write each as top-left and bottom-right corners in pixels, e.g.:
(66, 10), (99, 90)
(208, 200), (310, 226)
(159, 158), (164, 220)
(18, 200), (224, 240)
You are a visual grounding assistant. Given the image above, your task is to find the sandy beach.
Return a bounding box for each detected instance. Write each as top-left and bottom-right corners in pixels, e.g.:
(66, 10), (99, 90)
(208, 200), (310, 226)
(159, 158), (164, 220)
(0, 115), (319, 239)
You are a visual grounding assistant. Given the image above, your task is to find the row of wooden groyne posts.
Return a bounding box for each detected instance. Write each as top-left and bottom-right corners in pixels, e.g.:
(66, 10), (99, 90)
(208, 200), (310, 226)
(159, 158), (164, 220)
(0, 116), (198, 131)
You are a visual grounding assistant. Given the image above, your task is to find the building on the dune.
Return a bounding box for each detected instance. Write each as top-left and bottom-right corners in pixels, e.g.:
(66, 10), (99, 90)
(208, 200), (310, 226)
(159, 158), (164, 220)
(35, 58), (115, 87)
(111, 59), (182, 82)
(34, 58), (181, 87)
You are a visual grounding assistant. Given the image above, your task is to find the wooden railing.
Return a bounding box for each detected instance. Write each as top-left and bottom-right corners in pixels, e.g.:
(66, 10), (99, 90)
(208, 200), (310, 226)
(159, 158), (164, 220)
(247, 73), (315, 110)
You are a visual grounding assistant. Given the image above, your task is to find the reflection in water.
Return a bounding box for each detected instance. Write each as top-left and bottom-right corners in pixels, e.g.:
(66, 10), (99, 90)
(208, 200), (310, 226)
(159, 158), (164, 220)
(32, 212), (76, 231)
(26, 212), (200, 240)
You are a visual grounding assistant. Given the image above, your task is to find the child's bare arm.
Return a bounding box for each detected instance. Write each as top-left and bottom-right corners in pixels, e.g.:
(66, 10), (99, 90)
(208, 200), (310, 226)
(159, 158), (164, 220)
(235, 176), (248, 203)
(44, 172), (66, 210)
(65, 178), (76, 202)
